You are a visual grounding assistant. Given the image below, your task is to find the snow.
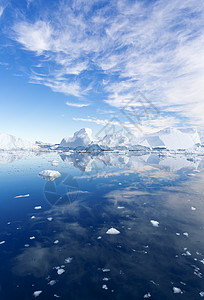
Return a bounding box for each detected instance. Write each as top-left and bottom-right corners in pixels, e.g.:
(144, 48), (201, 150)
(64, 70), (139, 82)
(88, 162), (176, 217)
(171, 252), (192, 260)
(0, 133), (38, 150)
(106, 227), (120, 235)
(150, 220), (159, 227)
(60, 128), (93, 149)
(39, 170), (61, 181)
(33, 291), (42, 297)
(14, 194), (30, 198)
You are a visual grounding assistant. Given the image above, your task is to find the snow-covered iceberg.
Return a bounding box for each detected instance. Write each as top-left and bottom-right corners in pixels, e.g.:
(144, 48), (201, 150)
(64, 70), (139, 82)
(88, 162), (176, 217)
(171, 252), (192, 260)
(39, 170), (61, 181)
(0, 133), (37, 150)
(59, 128), (93, 149)
(144, 128), (200, 150)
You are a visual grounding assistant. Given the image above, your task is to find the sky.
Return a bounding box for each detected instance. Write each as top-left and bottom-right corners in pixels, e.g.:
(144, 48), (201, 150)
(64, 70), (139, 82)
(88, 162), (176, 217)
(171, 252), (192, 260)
(0, 0), (204, 143)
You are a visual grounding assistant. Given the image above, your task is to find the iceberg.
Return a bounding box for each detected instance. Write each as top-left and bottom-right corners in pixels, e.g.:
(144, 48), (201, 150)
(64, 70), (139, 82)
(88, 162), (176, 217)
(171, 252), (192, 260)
(59, 128), (93, 149)
(39, 170), (61, 181)
(0, 133), (37, 150)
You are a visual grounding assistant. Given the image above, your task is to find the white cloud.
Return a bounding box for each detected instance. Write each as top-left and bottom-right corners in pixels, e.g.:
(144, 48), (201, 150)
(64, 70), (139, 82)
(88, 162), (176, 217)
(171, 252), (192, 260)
(9, 0), (204, 127)
(66, 101), (90, 107)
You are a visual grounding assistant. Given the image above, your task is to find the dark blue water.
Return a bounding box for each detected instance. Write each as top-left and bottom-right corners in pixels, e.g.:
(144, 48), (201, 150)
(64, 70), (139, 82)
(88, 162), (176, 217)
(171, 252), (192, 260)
(0, 151), (204, 299)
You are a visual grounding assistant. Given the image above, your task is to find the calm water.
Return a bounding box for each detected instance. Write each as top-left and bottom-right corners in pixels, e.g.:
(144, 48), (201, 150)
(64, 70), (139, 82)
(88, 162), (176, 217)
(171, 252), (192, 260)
(0, 151), (204, 300)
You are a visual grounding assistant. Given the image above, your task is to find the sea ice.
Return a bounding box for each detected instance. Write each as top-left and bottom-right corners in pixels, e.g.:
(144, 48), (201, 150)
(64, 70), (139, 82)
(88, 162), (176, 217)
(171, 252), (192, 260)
(51, 160), (59, 166)
(150, 220), (159, 227)
(33, 291), (42, 297)
(200, 291), (204, 297)
(191, 207), (196, 210)
(48, 280), (56, 286)
(183, 232), (189, 237)
(30, 236), (35, 240)
(14, 194), (30, 198)
(173, 287), (183, 294)
(54, 240), (59, 244)
(0, 241), (5, 245)
(57, 269), (65, 275)
(144, 292), (151, 298)
(39, 170), (61, 181)
(106, 227), (120, 235)
(102, 284), (108, 290)
(34, 206), (42, 210)
(47, 217), (53, 221)
(65, 257), (73, 264)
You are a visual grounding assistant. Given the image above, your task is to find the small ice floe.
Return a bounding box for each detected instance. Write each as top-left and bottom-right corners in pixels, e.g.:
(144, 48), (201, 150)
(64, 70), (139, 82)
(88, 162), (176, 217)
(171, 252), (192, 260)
(103, 277), (109, 281)
(183, 232), (189, 237)
(173, 287), (183, 294)
(24, 244), (30, 247)
(51, 160), (59, 167)
(180, 282), (186, 286)
(54, 240), (59, 244)
(54, 295), (60, 298)
(30, 236), (35, 240)
(150, 220), (159, 227)
(34, 206), (42, 210)
(33, 291), (42, 297)
(200, 291), (204, 297)
(182, 248), (191, 256)
(14, 194), (30, 199)
(47, 217), (53, 221)
(7, 222), (11, 225)
(150, 280), (159, 286)
(48, 280), (56, 286)
(118, 183), (122, 185)
(191, 207), (196, 211)
(117, 206), (125, 209)
(106, 227), (120, 235)
(102, 268), (110, 272)
(176, 233), (180, 236)
(65, 257), (73, 264)
(0, 241), (5, 245)
(31, 216), (36, 219)
(97, 236), (102, 240)
(144, 292), (151, 298)
(57, 269), (65, 275)
(200, 259), (204, 265)
(39, 170), (61, 181)
(188, 173), (196, 177)
(102, 284), (108, 290)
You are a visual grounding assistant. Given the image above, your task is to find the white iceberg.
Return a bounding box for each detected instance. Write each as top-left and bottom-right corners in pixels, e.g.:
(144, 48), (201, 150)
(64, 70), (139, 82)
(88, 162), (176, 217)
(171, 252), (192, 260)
(150, 220), (159, 227)
(33, 291), (42, 297)
(39, 170), (61, 181)
(106, 227), (120, 235)
(14, 194), (30, 198)
(0, 133), (38, 150)
(59, 128), (93, 149)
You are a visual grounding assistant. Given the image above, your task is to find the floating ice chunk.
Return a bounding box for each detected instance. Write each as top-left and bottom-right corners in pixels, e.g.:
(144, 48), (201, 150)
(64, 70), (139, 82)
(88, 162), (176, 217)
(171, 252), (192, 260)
(150, 220), (159, 227)
(191, 207), (196, 211)
(188, 173), (196, 176)
(33, 291), (42, 297)
(118, 183), (122, 185)
(117, 206), (125, 209)
(24, 244), (30, 247)
(144, 292), (151, 298)
(54, 240), (59, 244)
(51, 160), (59, 166)
(31, 216), (36, 219)
(34, 206), (42, 210)
(103, 277), (109, 281)
(65, 257), (73, 264)
(173, 287), (183, 294)
(183, 232), (189, 237)
(106, 227), (120, 235)
(47, 218), (53, 221)
(14, 194), (30, 198)
(102, 284), (108, 290)
(97, 236), (102, 240)
(48, 280), (56, 286)
(200, 259), (204, 265)
(54, 295), (60, 298)
(39, 170), (61, 181)
(102, 268), (110, 272)
(30, 236), (35, 240)
(200, 291), (204, 297)
(176, 233), (180, 236)
(0, 241), (5, 245)
(57, 269), (65, 275)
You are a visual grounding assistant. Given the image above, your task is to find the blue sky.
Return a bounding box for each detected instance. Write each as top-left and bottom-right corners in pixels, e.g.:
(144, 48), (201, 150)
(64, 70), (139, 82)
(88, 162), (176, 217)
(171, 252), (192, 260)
(0, 0), (204, 143)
